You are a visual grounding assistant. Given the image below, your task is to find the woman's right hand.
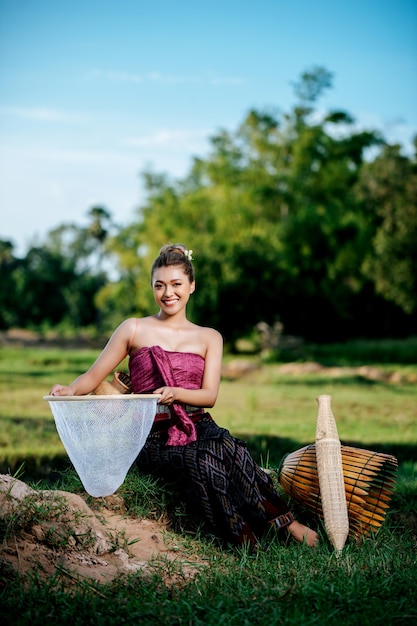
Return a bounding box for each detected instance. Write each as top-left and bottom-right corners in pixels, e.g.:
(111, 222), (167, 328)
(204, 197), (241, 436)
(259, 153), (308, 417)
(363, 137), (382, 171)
(49, 384), (75, 396)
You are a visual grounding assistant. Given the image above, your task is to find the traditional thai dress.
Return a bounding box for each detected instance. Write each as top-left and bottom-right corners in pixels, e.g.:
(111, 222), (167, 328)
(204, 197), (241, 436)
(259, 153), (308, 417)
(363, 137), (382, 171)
(129, 345), (294, 548)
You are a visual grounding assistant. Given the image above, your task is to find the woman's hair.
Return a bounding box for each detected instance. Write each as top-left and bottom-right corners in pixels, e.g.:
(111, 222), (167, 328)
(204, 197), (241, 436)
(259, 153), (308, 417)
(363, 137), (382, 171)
(151, 243), (195, 283)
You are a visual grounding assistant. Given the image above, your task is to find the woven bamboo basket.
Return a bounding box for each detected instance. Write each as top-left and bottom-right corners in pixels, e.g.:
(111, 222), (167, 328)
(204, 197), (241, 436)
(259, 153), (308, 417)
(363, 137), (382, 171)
(112, 371), (133, 393)
(277, 443), (398, 539)
(92, 371), (133, 395)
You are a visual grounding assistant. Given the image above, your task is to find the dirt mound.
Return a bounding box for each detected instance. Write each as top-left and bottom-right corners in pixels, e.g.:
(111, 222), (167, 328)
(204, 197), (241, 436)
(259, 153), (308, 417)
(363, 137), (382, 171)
(0, 474), (204, 587)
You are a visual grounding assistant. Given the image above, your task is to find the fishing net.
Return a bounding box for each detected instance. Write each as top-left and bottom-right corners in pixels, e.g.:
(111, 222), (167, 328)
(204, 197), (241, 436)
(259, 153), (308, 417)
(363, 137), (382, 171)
(44, 395), (159, 497)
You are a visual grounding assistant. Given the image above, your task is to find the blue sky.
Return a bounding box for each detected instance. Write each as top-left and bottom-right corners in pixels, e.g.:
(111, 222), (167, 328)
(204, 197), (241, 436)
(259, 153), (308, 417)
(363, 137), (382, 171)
(1, 0), (416, 254)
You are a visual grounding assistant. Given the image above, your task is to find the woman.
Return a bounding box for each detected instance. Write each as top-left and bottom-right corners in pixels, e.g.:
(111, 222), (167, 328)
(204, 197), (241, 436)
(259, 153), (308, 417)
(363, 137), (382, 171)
(50, 244), (318, 549)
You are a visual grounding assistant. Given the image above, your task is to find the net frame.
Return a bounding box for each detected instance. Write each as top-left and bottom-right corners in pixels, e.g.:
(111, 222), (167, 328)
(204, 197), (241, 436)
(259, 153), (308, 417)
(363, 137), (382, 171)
(44, 394), (161, 497)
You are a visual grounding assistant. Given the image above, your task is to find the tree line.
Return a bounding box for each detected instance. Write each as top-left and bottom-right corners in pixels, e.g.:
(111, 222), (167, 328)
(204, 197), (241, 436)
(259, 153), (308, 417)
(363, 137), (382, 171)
(1, 68), (416, 345)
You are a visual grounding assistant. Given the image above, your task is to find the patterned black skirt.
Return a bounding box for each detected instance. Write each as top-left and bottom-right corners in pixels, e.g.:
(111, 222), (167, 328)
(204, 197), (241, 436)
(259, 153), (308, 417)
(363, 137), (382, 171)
(136, 414), (293, 547)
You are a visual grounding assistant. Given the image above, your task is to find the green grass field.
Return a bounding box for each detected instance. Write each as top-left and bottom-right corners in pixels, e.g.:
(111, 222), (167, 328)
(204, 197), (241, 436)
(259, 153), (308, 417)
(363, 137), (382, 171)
(1, 344), (416, 472)
(1, 342), (416, 625)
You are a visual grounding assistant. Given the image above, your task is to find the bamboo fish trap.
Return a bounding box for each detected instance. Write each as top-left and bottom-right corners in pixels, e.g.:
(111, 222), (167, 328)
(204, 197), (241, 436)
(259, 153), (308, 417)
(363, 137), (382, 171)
(278, 442), (398, 540)
(315, 394), (349, 550)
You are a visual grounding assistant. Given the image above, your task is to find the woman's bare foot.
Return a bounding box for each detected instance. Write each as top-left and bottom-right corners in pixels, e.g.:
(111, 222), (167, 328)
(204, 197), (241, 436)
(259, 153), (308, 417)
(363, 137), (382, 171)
(287, 520), (319, 547)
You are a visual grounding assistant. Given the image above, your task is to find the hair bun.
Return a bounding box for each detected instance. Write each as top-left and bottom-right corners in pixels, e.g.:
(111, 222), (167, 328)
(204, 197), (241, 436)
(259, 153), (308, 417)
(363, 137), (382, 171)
(159, 243), (193, 260)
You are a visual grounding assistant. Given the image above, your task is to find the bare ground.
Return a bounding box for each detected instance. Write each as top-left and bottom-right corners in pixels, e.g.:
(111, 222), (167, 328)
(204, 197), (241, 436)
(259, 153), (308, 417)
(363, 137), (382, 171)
(0, 474), (206, 588)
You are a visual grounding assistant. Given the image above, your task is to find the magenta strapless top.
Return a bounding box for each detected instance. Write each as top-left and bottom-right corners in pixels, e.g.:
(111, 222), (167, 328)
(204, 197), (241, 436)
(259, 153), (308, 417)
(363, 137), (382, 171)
(129, 346), (205, 446)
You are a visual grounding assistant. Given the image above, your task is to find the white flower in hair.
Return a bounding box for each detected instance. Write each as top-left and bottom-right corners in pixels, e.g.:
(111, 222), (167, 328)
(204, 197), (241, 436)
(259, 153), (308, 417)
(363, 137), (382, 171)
(185, 249), (193, 261)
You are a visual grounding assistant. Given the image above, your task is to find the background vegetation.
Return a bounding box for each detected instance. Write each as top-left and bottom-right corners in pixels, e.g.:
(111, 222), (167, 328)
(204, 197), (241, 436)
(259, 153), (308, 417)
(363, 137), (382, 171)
(1, 67), (416, 345)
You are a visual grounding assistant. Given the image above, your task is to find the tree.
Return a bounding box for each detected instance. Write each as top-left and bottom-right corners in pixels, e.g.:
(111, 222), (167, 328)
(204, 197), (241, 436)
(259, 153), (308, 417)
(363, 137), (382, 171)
(0, 240), (21, 328)
(12, 246), (76, 326)
(80, 68), (417, 341)
(0, 207), (115, 330)
(357, 142), (417, 315)
(86, 205), (113, 274)
(292, 66), (333, 106)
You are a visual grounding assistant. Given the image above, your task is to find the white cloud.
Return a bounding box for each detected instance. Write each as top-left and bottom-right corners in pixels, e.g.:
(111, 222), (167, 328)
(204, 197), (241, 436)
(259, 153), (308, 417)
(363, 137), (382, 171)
(88, 69), (144, 83)
(124, 128), (211, 150)
(40, 148), (132, 165)
(87, 68), (245, 87)
(207, 73), (245, 86)
(0, 106), (83, 123)
(0, 144), (133, 166)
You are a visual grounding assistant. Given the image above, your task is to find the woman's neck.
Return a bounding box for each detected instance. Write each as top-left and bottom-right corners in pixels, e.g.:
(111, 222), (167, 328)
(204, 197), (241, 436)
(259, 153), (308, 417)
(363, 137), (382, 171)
(154, 311), (190, 328)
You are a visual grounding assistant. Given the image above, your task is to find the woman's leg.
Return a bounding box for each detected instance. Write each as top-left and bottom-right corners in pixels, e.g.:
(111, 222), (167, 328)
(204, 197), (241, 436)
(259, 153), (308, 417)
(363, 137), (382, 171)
(137, 427), (318, 548)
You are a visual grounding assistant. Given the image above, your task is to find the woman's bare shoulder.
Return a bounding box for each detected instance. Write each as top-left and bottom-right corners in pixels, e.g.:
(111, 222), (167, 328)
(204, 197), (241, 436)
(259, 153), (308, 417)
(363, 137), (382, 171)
(115, 316), (154, 348)
(122, 316), (155, 330)
(194, 324), (223, 345)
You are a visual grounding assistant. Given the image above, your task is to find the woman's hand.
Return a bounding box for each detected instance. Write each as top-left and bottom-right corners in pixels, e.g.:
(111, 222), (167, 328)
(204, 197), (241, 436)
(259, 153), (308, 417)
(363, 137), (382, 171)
(154, 386), (176, 405)
(49, 384), (75, 397)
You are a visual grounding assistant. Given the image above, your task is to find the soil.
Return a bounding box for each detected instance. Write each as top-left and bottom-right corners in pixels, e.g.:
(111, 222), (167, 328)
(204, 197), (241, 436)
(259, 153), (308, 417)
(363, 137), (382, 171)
(0, 474), (205, 588)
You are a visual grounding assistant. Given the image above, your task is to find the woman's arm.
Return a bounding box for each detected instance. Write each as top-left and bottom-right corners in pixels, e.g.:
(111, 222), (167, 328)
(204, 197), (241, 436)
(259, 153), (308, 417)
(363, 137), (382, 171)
(49, 318), (137, 396)
(155, 328), (223, 408)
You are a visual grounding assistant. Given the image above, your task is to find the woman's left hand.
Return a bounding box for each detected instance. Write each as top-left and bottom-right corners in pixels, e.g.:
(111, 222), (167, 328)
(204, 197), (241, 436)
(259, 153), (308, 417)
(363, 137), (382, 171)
(153, 386), (176, 405)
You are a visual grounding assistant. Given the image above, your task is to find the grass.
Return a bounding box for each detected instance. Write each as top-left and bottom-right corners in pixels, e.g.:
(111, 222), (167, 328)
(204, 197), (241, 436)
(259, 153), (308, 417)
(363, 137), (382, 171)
(0, 347), (99, 472)
(1, 343), (416, 472)
(0, 340), (417, 624)
(1, 517), (416, 625)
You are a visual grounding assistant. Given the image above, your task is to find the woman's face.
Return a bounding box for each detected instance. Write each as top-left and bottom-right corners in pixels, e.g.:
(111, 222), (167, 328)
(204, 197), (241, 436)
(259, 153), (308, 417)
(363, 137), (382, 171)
(152, 265), (195, 315)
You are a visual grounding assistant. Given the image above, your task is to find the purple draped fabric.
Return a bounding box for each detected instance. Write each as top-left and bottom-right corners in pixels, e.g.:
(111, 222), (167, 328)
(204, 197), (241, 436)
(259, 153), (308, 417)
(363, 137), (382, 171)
(129, 346), (205, 446)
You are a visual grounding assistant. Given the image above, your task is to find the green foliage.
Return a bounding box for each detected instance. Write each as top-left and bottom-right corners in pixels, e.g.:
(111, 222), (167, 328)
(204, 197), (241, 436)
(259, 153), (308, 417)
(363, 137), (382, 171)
(292, 65), (333, 105)
(0, 208), (113, 331)
(357, 144), (417, 314)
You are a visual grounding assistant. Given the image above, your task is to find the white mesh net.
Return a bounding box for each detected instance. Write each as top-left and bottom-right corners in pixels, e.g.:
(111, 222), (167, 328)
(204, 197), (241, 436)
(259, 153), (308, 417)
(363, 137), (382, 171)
(44, 395), (159, 497)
